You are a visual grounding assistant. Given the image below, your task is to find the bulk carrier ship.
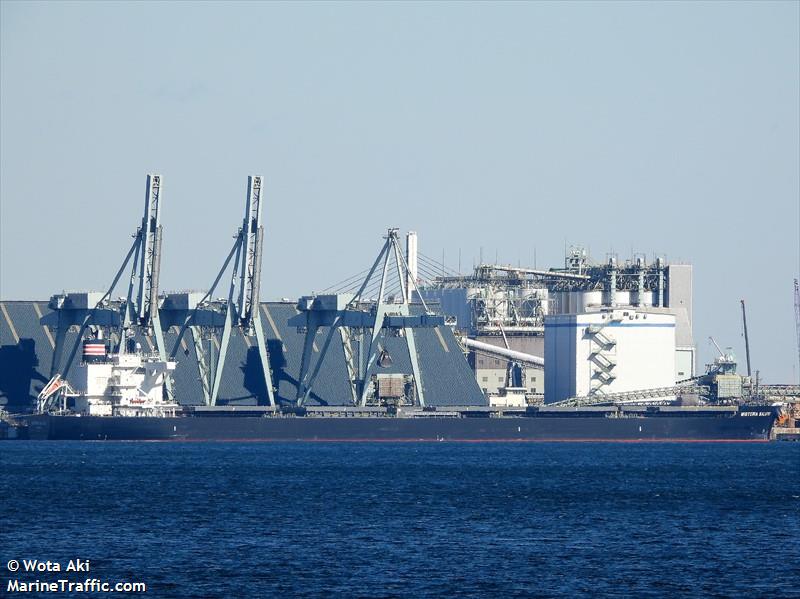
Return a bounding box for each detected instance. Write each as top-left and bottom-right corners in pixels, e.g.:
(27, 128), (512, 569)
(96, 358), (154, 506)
(20, 338), (778, 442)
(23, 409), (780, 442)
(4, 174), (792, 441)
(24, 407), (779, 442)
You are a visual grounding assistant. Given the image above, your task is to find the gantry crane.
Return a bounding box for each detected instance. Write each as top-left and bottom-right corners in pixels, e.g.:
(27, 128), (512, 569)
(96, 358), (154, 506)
(169, 176), (274, 406)
(294, 228), (444, 407)
(50, 175), (169, 392)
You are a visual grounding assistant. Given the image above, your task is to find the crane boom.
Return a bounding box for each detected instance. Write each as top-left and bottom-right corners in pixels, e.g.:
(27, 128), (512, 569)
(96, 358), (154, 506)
(237, 175), (264, 326)
(709, 336), (724, 358)
(740, 299), (751, 377)
(137, 174), (163, 324)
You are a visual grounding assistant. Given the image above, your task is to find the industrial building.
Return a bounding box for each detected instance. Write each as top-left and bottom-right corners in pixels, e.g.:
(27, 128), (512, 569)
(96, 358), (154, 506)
(544, 309), (676, 404)
(418, 245), (695, 401)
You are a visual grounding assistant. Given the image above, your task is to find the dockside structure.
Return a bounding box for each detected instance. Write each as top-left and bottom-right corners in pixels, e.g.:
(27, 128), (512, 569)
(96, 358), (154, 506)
(0, 175), (485, 414)
(0, 298), (485, 413)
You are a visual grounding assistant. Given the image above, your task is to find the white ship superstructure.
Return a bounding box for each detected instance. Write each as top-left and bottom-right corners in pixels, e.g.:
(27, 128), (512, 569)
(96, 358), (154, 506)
(78, 345), (177, 417)
(38, 334), (178, 417)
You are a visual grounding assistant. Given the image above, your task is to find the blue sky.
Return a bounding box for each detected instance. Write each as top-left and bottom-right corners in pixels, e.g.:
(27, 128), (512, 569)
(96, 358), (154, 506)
(1, 1), (798, 382)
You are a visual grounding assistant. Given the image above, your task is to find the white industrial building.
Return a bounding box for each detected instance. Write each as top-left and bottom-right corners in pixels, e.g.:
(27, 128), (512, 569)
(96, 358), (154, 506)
(544, 263), (694, 381)
(414, 239), (694, 402)
(544, 309), (676, 404)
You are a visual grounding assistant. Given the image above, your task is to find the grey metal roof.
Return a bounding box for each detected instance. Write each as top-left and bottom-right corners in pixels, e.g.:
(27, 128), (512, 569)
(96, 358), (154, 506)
(0, 300), (486, 413)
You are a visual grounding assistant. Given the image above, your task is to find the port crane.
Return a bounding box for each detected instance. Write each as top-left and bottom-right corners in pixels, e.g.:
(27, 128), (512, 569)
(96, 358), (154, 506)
(49, 175), (170, 394)
(168, 176), (275, 407)
(294, 229), (444, 407)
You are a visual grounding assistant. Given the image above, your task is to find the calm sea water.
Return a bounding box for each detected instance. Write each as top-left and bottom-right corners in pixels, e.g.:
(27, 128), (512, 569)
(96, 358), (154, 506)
(1, 442), (798, 598)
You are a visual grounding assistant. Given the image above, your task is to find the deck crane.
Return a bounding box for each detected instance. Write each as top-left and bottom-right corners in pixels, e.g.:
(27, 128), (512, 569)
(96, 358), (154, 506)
(169, 176), (274, 407)
(50, 175), (169, 394)
(709, 336), (725, 358)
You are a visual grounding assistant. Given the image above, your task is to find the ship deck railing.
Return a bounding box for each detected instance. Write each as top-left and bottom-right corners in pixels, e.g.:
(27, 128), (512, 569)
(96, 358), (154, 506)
(185, 404), (744, 419)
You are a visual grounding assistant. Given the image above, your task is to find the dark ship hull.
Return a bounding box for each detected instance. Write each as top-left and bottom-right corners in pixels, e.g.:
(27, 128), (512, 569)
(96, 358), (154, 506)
(23, 405), (777, 441)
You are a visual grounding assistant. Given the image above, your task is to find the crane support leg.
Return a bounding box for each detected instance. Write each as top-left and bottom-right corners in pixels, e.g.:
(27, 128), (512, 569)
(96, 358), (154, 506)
(49, 312), (70, 378)
(300, 317), (343, 406)
(211, 308), (234, 406)
(61, 314), (92, 380)
(189, 326), (212, 406)
(358, 243), (392, 406)
(252, 312), (275, 406)
(296, 321), (319, 405)
(339, 326), (359, 405)
(151, 316), (172, 399)
(405, 327), (425, 407)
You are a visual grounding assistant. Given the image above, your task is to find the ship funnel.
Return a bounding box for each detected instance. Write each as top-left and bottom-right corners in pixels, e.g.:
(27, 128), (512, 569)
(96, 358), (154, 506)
(82, 339), (108, 363)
